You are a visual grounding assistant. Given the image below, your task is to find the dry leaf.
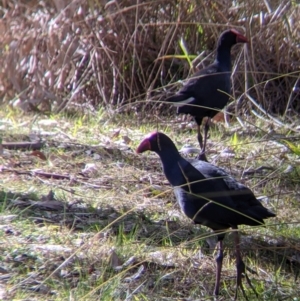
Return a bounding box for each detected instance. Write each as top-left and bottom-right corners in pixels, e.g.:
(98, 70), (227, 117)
(211, 112), (226, 123)
(31, 150), (47, 161)
(122, 135), (132, 144)
(111, 129), (121, 139)
(109, 249), (123, 269)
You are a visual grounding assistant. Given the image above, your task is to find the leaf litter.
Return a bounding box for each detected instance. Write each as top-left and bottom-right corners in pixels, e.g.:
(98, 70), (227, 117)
(0, 113), (300, 300)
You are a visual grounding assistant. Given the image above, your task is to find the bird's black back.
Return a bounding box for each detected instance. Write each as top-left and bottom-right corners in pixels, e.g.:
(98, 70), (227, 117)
(165, 29), (246, 122)
(175, 159), (275, 231)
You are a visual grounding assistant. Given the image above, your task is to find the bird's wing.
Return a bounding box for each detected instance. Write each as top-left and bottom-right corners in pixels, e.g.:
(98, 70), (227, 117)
(175, 160), (234, 205)
(175, 185), (240, 230)
(190, 160), (253, 197)
(187, 160), (275, 224)
(165, 66), (231, 110)
(178, 64), (220, 94)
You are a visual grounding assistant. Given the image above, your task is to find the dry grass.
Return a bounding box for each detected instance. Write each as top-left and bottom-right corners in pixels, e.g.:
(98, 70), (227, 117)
(0, 0), (299, 116)
(0, 107), (300, 300)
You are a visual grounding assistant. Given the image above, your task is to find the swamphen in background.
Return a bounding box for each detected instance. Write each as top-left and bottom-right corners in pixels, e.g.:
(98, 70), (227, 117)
(165, 29), (248, 161)
(137, 131), (275, 300)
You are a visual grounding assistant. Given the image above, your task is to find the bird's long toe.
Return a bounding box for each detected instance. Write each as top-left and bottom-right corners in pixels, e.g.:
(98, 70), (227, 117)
(234, 259), (258, 301)
(196, 151), (208, 162)
(213, 241), (224, 296)
(234, 259), (247, 300)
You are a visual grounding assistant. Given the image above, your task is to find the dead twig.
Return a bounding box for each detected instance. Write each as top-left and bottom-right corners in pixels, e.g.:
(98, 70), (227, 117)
(2, 141), (44, 150)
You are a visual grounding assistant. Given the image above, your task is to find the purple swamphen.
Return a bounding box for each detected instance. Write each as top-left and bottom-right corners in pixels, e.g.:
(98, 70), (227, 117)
(165, 29), (248, 161)
(137, 131), (275, 300)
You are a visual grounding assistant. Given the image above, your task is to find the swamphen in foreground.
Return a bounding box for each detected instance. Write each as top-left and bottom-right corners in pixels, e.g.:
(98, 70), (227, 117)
(136, 131), (275, 300)
(165, 29), (248, 161)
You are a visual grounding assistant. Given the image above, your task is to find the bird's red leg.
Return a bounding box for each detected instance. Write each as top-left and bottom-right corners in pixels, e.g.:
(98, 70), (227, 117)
(233, 227), (246, 300)
(202, 118), (210, 155)
(214, 239), (223, 296)
(196, 124), (204, 150)
(196, 124), (208, 162)
(233, 227), (258, 301)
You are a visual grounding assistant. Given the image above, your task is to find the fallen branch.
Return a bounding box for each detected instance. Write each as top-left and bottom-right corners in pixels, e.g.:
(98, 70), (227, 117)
(2, 141), (44, 150)
(242, 166), (275, 176)
(1, 167), (86, 181)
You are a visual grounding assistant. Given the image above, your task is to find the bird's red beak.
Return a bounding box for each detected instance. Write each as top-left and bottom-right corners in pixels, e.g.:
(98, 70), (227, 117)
(236, 34), (248, 43)
(136, 139), (151, 153)
(230, 29), (248, 43)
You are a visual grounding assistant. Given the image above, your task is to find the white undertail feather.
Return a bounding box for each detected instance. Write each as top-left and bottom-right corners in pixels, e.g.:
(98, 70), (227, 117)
(171, 97), (195, 107)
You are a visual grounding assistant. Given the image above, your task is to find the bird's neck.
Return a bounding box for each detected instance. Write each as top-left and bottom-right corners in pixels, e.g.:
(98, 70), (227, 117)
(157, 151), (184, 187)
(216, 47), (232, 71)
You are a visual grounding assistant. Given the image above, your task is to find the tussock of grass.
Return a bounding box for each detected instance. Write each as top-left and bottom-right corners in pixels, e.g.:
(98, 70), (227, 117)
(0, 107), (300, 300)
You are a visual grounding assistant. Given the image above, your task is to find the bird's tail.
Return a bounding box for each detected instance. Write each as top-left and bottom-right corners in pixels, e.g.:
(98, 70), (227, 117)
(165, 94), (193, 105)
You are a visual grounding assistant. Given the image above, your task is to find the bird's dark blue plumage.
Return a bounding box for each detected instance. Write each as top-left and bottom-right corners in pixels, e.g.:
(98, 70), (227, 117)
(165, 29), (248, 160)
(137, 131), (275, 299)
(137, 131), (275, 232)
